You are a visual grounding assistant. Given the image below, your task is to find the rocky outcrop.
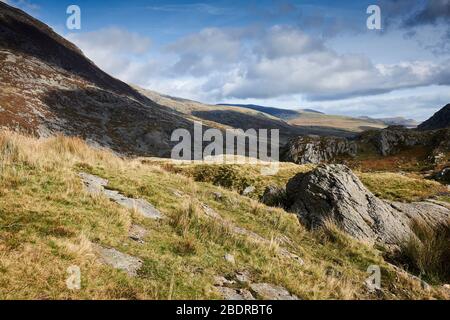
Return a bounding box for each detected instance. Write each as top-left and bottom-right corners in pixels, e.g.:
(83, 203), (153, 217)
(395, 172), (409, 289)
(418, 104), (450, 131)
(282, 136), (357, 164)
(362, 126), (430, 156)
(79, 172), (163, 219)
(285, 165), (450, 245)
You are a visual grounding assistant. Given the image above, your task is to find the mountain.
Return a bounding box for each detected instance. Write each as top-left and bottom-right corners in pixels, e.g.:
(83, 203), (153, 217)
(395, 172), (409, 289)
(287, 111), (386, 133)
(358, 116), (418, 128)
(138, 90), (361, 140)
(0, 1), (199, 157)
(0, 2), (365, 158)
(418, 104), (450, 131)
(216, 103), (305, 120)
(218, 103), (388, 133)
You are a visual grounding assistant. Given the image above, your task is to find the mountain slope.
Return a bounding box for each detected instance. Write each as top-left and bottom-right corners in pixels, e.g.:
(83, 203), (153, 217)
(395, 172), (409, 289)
(0, 1), (202, 157)
(135, 88), (360, 141)
(418, 104), (450, 131)
(216, 103), (305, 120)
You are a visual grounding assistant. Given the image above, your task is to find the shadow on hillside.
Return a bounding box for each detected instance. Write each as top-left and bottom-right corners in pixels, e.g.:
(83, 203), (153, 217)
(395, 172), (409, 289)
(192, 110), (358, 142)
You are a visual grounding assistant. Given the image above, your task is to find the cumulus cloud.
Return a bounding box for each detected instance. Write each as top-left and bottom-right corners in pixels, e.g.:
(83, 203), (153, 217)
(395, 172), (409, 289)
(66, 27), (153, 79)
(403, 0), (450, 27)
(162, 25), (450, 101)
(381, 0), (450, 55)
(64, 23), (450, 113)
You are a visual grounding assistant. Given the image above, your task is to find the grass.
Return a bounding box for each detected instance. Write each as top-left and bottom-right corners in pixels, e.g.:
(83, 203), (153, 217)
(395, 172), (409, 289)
(358, 172), (448, 202)
(391, 219), (450, 284)
(0, 130), (448, 300)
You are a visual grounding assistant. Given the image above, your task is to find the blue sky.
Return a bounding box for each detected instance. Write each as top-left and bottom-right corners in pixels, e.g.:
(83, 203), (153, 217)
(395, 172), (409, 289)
(4, 0), (450, 120)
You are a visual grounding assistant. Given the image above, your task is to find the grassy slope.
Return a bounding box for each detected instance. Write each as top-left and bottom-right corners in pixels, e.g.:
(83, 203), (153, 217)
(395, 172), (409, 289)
(0, 131), (448, 300)
(287, 112), (386, 133)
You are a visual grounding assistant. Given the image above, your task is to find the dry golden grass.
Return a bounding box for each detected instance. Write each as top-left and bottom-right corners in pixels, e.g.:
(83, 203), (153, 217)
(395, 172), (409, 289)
(358, 172), (448, 202)
(0, 130), (448, 300)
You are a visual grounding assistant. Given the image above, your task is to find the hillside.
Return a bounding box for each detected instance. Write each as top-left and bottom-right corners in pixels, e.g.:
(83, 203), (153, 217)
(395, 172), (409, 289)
(418, 104), (450, 131)
(218, 103), (389, 133)
(1, 130), (448, 299)
(136, 88), (361, 141)
(0, 1), (202, 157)
(287, 111), (387, 133)
(216, 103), (306, 120)
(1, 1), (344, 158)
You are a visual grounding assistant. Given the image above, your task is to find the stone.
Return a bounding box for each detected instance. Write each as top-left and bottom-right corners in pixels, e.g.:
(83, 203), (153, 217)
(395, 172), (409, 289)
(286, 165), (450, 245)
(79, 172), (108, 195)
(282, 135), (357, 164)
(213, 276), (236, 287)
(224, 253), (236, 265)
(250, 283), (299, 300)
(93, 244), (142, 277)
(235, 271), (251, 284)
(212, 192), (223, 200)
(242, 186), (255, 196)
(216, 287), (255, 300)
(201, 203), (222, 219)
(80, 172), (163, 220)
(129, 224), (148, 243)
(261, 185), (286, 207)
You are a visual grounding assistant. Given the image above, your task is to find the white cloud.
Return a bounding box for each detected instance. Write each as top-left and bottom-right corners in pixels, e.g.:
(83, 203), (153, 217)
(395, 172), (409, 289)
(165, 25), (450, 102)
(62, 24), (450, 120)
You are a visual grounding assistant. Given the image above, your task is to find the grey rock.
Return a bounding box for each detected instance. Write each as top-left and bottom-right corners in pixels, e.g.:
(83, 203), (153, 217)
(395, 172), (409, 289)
(129, 224), (148, 243)
(224, 253), (236, 265)
(212, 192), (223, 201)
(235, 271), (251, 284)
(216, 287), (255, 300)
(80, 172), (163, 219)
(261, 185), (286, 207)
(250, 283), (299, 300)
(242, 186), (255, 196)
(201, 203), (222, 219)
(103, 189), (163, 219)
(93, 244), (142, 277)
(286, 165), (450, 245)
(213, 276), (236, 287)
(282, 135), (357, 164)
(78, 172), (108, 195)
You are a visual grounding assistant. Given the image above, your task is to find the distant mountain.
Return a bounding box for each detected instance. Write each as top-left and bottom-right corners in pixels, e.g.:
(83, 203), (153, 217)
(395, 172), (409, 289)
(418, 104), (450, 131)
(218, 104), (392, 133)
(217, 103), (304, 120)
(358, 116), (418, 128)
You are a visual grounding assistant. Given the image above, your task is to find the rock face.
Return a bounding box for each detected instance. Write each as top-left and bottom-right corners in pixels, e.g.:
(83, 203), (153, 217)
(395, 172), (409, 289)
(362, 126), (430, 156)
(418, 104), (450, 131)
(282, 136), (357, 164)
(285, 165), (450, 245)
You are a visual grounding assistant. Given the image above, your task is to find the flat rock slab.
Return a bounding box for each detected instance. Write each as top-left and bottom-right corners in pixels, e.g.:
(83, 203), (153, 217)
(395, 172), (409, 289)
(79, 172), (108, 194)
(93, 244), (143, 277)
(250, 283), (299, 300)
(80, 172), (163, 220)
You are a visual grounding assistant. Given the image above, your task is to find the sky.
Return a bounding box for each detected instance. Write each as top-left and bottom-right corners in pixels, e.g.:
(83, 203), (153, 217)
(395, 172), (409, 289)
(3, 0), (450, 120)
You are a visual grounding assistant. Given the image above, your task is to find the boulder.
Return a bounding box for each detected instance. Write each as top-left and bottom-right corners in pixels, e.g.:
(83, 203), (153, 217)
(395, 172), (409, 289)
(286, 165), (450, 245)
